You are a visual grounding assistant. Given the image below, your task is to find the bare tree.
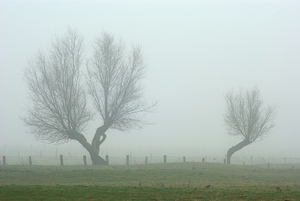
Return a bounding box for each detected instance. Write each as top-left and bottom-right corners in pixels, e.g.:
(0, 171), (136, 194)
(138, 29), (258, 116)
(224, 87), (276, 164)
(24, 28), (92, 144)
(87, 32), (156, 164)
(24, 29), (155, 165)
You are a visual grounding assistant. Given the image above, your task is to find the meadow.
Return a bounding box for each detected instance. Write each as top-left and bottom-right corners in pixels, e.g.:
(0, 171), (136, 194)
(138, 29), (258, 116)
(0, 162), (300, 200)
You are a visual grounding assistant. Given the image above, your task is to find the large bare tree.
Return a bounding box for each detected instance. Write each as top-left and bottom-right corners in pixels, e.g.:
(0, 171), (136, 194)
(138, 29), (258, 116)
(87, 33), (155, 164)
(224, 87), (276, 164)
(24, 29), (155, 165)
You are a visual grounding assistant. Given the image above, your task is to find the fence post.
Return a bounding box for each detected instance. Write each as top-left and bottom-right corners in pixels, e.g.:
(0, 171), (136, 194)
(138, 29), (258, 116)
(60, 155), (64, 166)
(145, 156), (148, 164)
(126, 155), (129, 165)
(106, 155), (109, 165)
(3, 156), (6, 165)
(29, 156), (32, 165)
(164, 155), (167, 163)
(202, 157), (205, 163)
(183, 156), (186, 163)
(83, 155), (87, 166)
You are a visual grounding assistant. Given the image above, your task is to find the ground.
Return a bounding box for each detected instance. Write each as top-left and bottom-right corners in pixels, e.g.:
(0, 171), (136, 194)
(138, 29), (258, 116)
(0, 162), (299, 200)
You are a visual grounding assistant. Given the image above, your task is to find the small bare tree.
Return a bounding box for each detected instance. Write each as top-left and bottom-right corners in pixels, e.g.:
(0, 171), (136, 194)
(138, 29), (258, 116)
(224, 87), (276, 164)
(87, 33), (156, 164)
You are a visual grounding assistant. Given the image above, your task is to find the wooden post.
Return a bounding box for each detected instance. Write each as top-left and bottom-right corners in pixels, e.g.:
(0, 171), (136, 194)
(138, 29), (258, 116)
(106, 155), (109, 165)
(145, 156), (148, 164)
(83, 155), (87, 166)
(202, 157), (205, 163)
(183, 156), (186, 163)
(164, 155), (167, 163)
(3, 156), (6, 165)
(126, 155), (129, 165)
(29, 156), (31, 165)
(60, 155), (64, 166)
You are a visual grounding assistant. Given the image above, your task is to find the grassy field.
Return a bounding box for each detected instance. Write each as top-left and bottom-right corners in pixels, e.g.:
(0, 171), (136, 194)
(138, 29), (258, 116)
(0, 162), (300, 200)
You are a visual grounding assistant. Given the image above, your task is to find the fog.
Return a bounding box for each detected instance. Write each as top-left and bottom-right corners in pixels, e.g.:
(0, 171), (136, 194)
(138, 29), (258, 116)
(1, 0), (300, 164)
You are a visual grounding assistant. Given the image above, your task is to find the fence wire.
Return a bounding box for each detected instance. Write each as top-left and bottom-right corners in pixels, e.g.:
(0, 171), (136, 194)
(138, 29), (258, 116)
(1, 154), (300, 166)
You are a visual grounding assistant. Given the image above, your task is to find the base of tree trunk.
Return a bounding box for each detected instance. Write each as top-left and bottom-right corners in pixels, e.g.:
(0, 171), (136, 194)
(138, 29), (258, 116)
(91, 155), (107, 165)
(227, 139), (251, 164)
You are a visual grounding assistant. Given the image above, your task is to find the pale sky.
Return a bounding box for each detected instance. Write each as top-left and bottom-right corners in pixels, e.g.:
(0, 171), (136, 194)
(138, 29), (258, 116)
(0, 0), (299, 162)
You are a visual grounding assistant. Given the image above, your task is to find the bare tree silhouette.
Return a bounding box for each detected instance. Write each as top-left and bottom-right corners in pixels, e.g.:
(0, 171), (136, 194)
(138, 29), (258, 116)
(24, 29), (155, 165)
(224, 87), (276, 164)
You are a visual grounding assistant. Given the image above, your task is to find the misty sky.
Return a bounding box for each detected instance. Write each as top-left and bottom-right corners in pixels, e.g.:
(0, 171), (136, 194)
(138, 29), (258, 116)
(0, 0), (299, 160)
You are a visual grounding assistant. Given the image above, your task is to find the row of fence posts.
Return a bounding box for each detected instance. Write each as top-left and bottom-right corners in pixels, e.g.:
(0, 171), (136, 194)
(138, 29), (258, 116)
(2, 155), (222, 166)
(128, 155), (192, 165)
(1, 155), (92, 166)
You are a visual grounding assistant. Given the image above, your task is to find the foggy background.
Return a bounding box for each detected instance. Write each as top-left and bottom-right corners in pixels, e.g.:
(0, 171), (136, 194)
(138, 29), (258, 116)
(1, 0), (299, 164)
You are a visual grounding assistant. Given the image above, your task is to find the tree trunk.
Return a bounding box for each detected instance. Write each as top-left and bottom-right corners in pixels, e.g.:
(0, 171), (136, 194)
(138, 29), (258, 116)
(71, 131), (107, 165)
(86, 147), (107, 165)
(227, 139), (252, 164)
(92, 125), (108, 155)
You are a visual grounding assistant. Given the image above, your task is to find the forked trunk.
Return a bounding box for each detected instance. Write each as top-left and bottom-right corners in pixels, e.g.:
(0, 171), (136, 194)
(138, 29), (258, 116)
(92, 126), (108, 155)
(71, 130), (108, 165)
(227, 139), (251, 164)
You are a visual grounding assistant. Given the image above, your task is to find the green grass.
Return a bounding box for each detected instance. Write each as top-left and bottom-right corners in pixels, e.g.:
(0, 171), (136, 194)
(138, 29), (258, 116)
(1, 162), (300, 200)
